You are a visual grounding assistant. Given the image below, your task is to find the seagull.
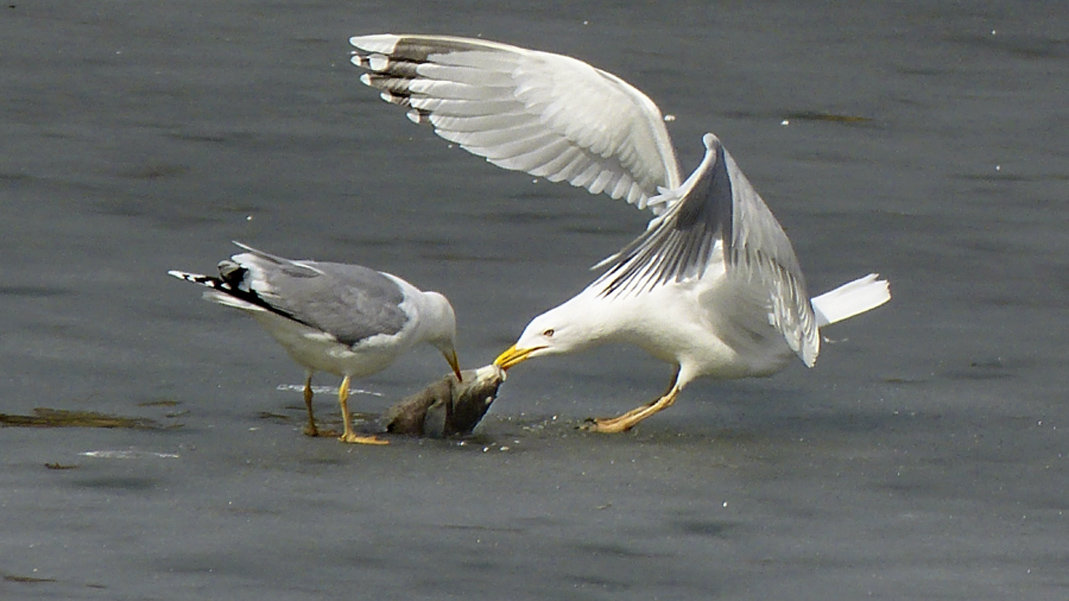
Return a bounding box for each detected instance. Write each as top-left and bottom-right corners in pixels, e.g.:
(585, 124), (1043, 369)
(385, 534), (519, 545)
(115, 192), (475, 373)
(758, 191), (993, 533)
(349, 34), (890, 432)
(169, 242), (462, 444)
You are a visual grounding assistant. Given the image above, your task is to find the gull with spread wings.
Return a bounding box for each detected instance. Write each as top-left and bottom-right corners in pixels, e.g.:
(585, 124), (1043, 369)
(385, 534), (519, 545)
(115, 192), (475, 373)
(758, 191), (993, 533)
(349, 34), (890, 432)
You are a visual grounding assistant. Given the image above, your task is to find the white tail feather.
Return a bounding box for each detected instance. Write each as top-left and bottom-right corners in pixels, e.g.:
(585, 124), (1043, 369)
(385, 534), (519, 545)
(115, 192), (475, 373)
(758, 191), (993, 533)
(812, 273), (890, 327)
(203, 290), (264, 312)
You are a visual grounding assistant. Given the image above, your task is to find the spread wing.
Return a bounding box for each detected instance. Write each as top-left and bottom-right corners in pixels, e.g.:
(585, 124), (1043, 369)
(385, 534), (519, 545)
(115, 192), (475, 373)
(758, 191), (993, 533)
(595, 135), (819, 365)
(350, 33), (682, 212)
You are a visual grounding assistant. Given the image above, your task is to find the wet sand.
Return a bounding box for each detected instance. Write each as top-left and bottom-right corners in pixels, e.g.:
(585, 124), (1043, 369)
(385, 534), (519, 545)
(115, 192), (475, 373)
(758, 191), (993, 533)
(2, 1), (1066, 599)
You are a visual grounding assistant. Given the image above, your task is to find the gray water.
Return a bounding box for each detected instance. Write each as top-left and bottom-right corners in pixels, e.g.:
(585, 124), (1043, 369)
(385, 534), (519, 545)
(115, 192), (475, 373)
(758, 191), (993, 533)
(2, 1), (1067, 599)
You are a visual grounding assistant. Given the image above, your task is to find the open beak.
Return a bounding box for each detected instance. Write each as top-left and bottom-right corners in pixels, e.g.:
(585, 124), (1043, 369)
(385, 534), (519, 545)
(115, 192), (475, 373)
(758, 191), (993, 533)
(493, 344), (544, 371)
(443, 348), (463, 382)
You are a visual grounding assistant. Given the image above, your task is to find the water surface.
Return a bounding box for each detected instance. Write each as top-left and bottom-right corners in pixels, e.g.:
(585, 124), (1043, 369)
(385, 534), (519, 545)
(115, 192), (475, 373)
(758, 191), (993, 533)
(1, 2), (1066, 599)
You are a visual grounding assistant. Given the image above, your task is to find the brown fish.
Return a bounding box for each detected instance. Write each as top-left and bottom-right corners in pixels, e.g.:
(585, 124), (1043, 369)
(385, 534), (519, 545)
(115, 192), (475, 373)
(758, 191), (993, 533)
(383, 365), (506, 437)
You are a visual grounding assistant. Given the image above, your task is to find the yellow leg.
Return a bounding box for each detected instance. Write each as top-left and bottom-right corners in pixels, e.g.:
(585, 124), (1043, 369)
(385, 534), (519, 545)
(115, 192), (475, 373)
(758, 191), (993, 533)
(337, 375), (388, 445)
(302, 372), (318, 437)
(582, 367), (682, 433)
(585, 399), (659, 428)
(582, 387), (680, 433)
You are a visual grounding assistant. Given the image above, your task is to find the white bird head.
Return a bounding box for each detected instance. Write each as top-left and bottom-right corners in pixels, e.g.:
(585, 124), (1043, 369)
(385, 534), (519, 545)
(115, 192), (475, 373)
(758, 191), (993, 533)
(494, 299), (608, 370)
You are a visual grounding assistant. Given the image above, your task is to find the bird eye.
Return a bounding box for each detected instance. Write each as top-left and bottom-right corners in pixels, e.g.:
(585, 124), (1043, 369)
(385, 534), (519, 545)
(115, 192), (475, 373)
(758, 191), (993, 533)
(542, 328), (554, 337)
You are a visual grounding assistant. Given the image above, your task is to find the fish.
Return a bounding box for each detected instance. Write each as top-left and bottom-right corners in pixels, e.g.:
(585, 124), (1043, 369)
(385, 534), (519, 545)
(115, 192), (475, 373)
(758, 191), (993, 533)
(382, 364), (506, 437)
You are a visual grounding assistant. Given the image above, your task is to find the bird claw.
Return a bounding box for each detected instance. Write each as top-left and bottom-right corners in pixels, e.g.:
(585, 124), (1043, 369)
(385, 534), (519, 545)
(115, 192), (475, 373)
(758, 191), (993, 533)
(338, 432), (390, 445)
(578, 417), (633, 433)
(578, 419), (599, 432)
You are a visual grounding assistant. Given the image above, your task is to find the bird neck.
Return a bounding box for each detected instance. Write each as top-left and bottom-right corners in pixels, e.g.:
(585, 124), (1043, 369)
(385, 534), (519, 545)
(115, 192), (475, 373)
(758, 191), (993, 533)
(413, 291), (455, 348)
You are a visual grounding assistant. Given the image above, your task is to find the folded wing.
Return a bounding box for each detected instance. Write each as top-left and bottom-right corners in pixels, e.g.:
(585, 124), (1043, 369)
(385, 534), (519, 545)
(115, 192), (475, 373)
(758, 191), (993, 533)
(222, 243), (410, 346)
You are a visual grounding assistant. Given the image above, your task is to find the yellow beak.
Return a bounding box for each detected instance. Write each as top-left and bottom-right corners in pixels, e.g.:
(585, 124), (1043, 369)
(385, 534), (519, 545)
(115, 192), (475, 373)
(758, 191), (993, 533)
(493, 344), (544, 371)
(443, 348), (463, 382)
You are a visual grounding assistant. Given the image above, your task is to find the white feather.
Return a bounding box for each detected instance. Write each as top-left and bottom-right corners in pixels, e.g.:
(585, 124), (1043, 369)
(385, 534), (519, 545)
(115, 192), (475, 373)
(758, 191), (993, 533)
(811, 274), (891, 327)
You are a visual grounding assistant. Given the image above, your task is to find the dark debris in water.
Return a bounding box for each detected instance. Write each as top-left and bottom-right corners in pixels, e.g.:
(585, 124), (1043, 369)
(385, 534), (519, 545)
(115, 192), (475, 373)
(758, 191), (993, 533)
(3, 573), (57, 584)
(44, 462), (79, 470)
(0, 408), (166, 429)
(785, 111), (873, 124)
(137, 399), (182, 407)
(138, 400), (188, 418)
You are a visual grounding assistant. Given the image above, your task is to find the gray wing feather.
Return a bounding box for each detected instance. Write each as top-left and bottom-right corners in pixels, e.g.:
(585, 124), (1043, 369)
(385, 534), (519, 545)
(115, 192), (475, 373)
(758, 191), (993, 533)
(595, 134), (819, 365)
(225, 243), (408, 346)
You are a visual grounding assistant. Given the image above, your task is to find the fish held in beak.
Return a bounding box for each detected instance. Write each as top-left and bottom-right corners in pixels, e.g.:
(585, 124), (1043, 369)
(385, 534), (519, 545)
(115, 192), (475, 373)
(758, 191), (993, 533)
(383, 364), (506, 437)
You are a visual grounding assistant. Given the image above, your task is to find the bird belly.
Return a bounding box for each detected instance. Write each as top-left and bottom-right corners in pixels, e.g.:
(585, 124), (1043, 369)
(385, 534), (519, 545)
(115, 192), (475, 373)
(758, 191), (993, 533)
(621, 279), (795, 381)
(627, 315), (780, 380)
(250, 312), (402, 377)
(695, 280), (796, 378)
